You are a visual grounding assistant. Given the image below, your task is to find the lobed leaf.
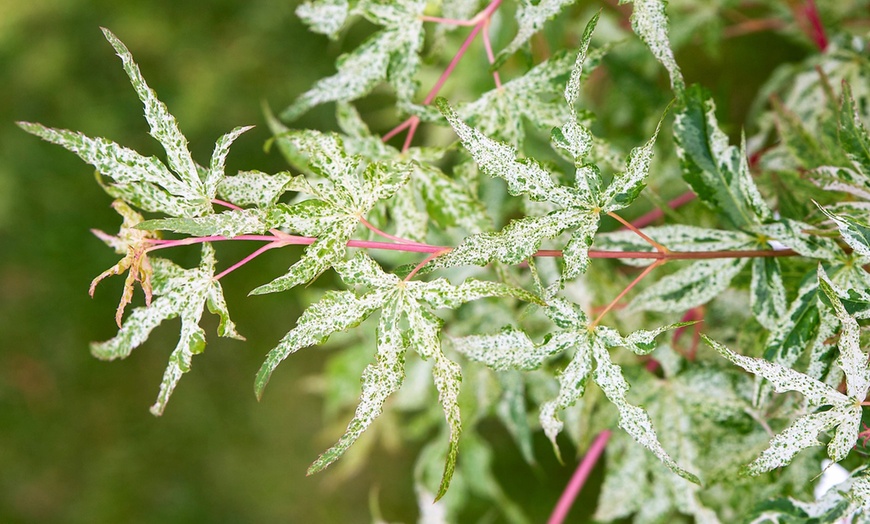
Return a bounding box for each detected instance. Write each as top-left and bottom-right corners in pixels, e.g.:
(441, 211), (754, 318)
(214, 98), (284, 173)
(818, 266), (870, 399)
(91, 244), (242, 415)
(453, 329), (574, 371)
(138, 208), (281, 238)
(539, 335), (594, 453)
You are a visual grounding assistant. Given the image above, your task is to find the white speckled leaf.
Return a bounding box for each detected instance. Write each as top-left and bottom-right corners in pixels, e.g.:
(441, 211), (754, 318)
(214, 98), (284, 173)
(101, 28), (202, 193)
(630, 258), (748, 313)
(282, 0), (425, 120)
(453, 329), (574, 371)
(620, 0), (684, 94)
(308, 297), (406, 474)
(204, 125), (254, 199)
(704, 335), (847, 407)
(551, 13), (599, 161)
(744, 410), (842, 475)
(459, 50), (581, 146)
(296, 0), (351, 39)
(600, 114), (663, 212)
(137, 207), (281, 238)
(754, 219), (842, 261)
(249, 218), (358, 295)
(598, 322), (699, 356)
(416, 163), (489, 234)
(540, 334), (593, 452)
(493, 0), (578, 69)
(428, 209), (583, 271)
(595, 225), (754, 266)
(405, 301), (462, 500)
(437, 98), (573, 204)
(91, 244), (242, 415)
(217, 170), (309, 208)
(561, 212), (600, 279)
(254, 288), (390, 399)
(816, 204), (870, 258)
(17, 122), (205, 217)
(591, 338), (700, 483)
(411, 278), (543, 310)
(818, 266), (870, 399)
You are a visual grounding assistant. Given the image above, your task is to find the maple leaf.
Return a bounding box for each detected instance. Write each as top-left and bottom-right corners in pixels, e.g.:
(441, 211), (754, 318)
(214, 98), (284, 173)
(18, 29), (252, 219)
(91, 243), (243, 416)
(254, 252), (542, 500)
(454, 296), (700, 483)
(705, 265), (870, 475)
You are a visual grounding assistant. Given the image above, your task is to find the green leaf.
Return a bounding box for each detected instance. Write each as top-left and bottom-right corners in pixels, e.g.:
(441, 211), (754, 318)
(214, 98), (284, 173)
(492, 0), (578, 69)
(620, 0), (684, 94)
(818, 266), (870, 399)
(630, 258), (748, 313)
(90, 244), (242, 415)
(674, 85), (772, 227)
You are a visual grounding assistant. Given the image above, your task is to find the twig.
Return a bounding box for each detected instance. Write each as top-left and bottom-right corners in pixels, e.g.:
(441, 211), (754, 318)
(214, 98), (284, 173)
(548, 430), (612, 524)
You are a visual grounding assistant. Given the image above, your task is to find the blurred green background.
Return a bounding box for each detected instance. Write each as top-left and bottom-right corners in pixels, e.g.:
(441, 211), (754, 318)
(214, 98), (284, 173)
(0, 0), (829, 522)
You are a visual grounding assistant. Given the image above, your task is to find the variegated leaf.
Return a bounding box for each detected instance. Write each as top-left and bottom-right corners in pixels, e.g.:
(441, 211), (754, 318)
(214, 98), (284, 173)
(493, 0), (577, 69)
(217, 170), (307, 208)
(674, 85), (772, 227)
(817, 203), (870, 258)
(630, 258), (748, 313)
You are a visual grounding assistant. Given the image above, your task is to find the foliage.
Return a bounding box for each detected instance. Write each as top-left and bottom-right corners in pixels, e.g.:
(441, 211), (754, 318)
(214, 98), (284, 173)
(17, 0), (870, 521)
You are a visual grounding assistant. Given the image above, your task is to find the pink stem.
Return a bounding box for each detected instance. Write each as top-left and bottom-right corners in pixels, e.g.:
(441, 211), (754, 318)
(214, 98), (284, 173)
(212, 199), (243, 211)
(629, 191), (696, 228)
(402, 117), (420, 152)
(382, 118), (415, 143)
(419, 15), (478, 26)
(360, 216), (422, 245)
(482, 18), (503, 89)
(214, 241), (283, 280)
(548, 430), (612, 524)
(804, 0), (828, 51)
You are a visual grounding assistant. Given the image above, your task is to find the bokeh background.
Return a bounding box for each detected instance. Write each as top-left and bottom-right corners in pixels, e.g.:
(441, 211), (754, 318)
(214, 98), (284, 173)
(0, 0), (827, 522)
